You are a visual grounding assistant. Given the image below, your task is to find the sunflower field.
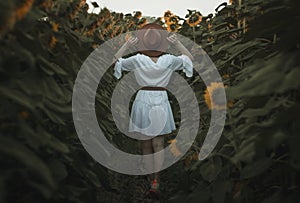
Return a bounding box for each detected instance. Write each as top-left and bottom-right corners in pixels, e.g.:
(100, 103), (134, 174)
(0, 0), (300, 202)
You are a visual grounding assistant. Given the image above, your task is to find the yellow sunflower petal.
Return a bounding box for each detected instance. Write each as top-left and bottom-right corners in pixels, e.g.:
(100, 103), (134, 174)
(187, 12), (202, 27)
(52, 22), (59, 32)
(49, 36), (57, 48)
(204, 82), (227, 110)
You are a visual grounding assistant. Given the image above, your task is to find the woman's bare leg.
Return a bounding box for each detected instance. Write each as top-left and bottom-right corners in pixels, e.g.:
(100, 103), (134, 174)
(152, 135), (165, 182)
(141, 138), (154, 180)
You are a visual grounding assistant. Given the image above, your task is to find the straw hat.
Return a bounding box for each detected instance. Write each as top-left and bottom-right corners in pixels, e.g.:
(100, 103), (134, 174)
(136, 23), (168, 57)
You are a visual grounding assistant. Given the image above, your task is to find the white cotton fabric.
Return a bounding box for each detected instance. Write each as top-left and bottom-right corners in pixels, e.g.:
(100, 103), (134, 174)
(114, 53), (193, 136)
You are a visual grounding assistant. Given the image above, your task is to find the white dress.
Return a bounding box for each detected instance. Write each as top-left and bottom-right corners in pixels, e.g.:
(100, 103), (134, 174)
(114, 53), (193, 136)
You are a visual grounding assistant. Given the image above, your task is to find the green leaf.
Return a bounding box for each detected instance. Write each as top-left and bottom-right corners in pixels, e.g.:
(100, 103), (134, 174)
(0, 136), (56, 189)
(0, 86), (35, 110)
(212, 180), (233, 203)
(240, 157), (272, 179)
(200, 157), (222, 182)
(48, 159), (68, 182)
(91, 2), (100, 8)
(231, 135), (257, 164)
(37, 55), (68, 76)
(227, 52), (300, 98)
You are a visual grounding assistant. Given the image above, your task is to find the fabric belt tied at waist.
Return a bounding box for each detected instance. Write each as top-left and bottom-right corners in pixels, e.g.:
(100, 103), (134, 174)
(140, 86), (167, 91)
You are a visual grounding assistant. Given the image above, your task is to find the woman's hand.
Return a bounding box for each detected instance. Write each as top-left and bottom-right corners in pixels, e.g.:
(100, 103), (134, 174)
(114, 36), (139, 61)
(167, 34), (180, 46)
(167, 34), (194, 61)
(126, 36), (139, 47)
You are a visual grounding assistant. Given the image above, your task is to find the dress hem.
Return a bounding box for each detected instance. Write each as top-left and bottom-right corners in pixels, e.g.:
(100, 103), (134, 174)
(128, 128), (176, 137)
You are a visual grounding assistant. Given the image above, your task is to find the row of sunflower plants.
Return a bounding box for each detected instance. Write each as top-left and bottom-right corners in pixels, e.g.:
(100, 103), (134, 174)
(0, 0), (153, 202)
(165, 0), (300, 202)
(1, 0), (300, 202)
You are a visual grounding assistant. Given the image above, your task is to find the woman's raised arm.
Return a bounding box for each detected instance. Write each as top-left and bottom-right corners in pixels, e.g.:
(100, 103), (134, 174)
(167, 34), (194, 61)
(113, 36), (139, 61)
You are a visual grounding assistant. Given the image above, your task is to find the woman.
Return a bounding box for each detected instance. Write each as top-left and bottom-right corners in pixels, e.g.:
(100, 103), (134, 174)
(113, 23), (194, 194)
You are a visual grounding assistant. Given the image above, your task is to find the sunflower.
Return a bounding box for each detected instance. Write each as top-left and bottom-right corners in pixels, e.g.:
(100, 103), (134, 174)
(207, 23), (212, 30)
(92, 43), (98, 49)
(98, 33), (104, 41)
(70, 0), (86, 20)
(51, 22), (59, 32)
(227, 99), (235, 108)
(184, 156), (192, 166)
(166, 15), (179, 25)
(186, 12), (202, 27)
(192, 152), (199, 160)
(134, 11), (142, 19)
(184, 152), (199, 166)
(137, 18), (147, 28)
(41, 0), (53, 10)
(96, 17), (104, 26)
(204, 82), (227, 110)
(18, 110), (29, 119)
(116, 26), (124, 36)
(103, 20), (112, 30)
(222, 74), (230, 79)
(87, 24), (97, 36)
(167, 23), (179, 32)
(228, 23), (235, 28)
(156, 17), (163, 23)
(109, 29), (117, 38)
(164, 10), (173, 22)
(49, 36), (57, 49)
(207, 36), (214, 42)
(127, 21), (135, 29)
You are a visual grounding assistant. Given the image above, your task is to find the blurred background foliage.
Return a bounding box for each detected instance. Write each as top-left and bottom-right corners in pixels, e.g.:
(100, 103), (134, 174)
(0, 0), (299, 202)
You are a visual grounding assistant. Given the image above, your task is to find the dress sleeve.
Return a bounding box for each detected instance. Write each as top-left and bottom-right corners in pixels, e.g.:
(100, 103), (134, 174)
(113, 55), (137, 79)
(169, 54), (193, 77)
